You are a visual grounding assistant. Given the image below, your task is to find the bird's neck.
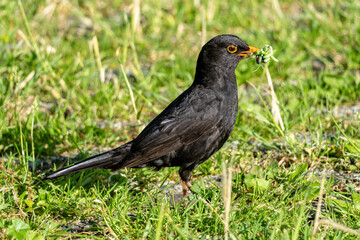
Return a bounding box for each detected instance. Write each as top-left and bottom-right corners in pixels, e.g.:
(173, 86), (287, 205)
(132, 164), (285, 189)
(194, 63), (238, 89)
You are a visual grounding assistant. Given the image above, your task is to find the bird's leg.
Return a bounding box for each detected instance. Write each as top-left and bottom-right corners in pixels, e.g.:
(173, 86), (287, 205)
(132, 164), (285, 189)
(180, 179), (189, 198)
(179, 168), (193, 198)
(180, 178), (192, 198)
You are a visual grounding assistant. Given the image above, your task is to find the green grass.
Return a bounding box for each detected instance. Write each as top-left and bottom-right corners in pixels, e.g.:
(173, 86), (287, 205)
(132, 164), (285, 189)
(1, 0), (360, 239)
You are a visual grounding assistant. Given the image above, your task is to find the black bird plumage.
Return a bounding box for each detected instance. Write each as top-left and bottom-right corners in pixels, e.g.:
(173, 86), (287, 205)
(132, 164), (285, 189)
(45, 34), (259, 198)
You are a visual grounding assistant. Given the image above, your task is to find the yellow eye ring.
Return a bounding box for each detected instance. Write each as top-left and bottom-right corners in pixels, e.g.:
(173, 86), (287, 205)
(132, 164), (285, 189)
(227, 45), (237, 53)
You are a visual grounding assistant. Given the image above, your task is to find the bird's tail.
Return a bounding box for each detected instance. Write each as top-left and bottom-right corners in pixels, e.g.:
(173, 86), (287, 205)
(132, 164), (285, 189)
(44, 143), (131, 180)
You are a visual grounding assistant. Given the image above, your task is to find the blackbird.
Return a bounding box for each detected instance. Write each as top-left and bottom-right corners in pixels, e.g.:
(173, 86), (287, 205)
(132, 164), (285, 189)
(45, 34), (259, 198)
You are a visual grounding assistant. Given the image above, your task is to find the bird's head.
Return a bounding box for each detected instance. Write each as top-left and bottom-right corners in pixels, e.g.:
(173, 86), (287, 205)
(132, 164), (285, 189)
(197, 34), (259, 71)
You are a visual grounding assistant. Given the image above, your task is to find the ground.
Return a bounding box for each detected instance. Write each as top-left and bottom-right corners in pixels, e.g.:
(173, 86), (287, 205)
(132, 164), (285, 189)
(0, 0), (360, 239)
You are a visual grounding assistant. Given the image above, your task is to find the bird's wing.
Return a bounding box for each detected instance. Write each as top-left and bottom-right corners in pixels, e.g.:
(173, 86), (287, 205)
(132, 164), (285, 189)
(120, 88), (222, 168)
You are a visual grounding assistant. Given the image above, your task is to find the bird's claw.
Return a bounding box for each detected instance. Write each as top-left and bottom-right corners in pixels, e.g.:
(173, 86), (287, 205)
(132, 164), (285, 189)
(181, 179), (192, 198)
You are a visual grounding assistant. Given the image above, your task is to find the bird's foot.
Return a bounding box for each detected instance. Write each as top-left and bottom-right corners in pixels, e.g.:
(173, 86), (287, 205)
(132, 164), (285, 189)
(180, 179), (192, 198)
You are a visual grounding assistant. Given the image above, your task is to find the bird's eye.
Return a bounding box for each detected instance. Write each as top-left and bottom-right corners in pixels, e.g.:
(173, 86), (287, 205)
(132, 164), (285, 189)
(227, 45), (237, 53)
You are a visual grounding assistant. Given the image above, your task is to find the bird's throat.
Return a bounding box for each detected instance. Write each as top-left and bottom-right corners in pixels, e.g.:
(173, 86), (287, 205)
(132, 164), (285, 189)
(194, 64), (238, 89)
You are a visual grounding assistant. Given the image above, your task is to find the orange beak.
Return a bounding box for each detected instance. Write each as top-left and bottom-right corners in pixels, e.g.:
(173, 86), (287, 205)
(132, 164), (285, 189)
(237, 46), (260, 58)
